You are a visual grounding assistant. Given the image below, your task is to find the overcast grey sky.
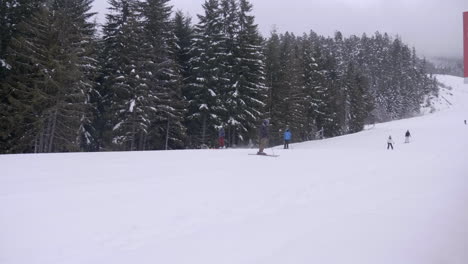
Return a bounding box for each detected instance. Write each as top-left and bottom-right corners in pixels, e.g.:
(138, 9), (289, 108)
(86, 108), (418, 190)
(91, 0), (468, 58)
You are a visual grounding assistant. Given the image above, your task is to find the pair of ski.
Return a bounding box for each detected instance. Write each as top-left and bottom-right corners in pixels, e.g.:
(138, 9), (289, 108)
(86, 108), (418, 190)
(248, 153), (279, 157)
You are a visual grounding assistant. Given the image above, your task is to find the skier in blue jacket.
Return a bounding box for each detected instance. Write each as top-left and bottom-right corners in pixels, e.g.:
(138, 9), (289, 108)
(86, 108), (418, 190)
(284, 128), (292, 149)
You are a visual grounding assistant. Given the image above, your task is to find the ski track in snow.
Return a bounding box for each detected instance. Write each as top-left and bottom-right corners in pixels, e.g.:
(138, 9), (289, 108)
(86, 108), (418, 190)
(1, 75), (468, 264)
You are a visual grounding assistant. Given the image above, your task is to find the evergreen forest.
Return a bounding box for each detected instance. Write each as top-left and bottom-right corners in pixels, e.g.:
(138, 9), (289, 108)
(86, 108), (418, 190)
(0, 0), (438, 153)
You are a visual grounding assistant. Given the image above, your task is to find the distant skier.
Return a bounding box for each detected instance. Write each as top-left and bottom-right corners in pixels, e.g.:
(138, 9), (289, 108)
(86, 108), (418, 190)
(387, 136), (394, 150)
(284, 128), (292, 149)
(404, 130), (411, 143)
(257, 119), (269, 155)
(218, 127), (225, 148)
(465, 120), (467, 125)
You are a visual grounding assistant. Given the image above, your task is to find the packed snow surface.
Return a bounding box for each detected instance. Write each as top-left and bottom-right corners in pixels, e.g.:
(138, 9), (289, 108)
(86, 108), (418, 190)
(1, 75), (468, 264)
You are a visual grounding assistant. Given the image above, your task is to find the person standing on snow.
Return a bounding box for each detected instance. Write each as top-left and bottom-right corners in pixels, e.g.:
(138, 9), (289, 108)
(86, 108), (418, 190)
(257, 119), (269, 155)
(284, 128), (292, 149)
(218, 127), (225, 148)
(404, 130), (411, 143)
(387, 136), (394, 150)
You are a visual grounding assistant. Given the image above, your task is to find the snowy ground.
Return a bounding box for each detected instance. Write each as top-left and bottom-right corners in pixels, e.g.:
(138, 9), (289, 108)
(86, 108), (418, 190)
(1, 75), (468, 264)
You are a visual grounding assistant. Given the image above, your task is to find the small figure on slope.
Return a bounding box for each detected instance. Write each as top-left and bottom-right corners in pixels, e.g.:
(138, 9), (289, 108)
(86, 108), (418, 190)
(284, 128), (291, 149)
(257, 119), (269, 155)
(387, 136), (394, 150)
(404, 130), (411, 143)
(218, 127), (225, 148)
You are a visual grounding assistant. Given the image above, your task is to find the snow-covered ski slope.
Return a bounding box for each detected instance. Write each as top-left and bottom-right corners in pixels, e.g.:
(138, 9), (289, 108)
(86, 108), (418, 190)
(1, 75), (468, 264)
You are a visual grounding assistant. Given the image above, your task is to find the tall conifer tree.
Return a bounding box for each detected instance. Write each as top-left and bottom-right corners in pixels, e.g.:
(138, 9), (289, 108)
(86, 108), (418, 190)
(224, 0), (266, 146)
(188, 0), (226, 146)
(2, 0), (97, 153)
(140, 0), (187, 150)
(100, 0), (151, 151)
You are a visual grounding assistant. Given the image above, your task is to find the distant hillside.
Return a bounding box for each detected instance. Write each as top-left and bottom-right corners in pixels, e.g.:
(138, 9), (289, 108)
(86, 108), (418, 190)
(427, 57), (464, 77)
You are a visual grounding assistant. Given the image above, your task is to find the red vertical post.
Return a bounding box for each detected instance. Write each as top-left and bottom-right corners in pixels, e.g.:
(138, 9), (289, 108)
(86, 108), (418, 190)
(464, 12), (468, 79)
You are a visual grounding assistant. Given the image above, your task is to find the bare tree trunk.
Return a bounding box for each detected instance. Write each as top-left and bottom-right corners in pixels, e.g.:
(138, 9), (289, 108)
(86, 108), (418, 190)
(48, 109), (58, 153)
(34, 135), (39, 153)
(232, 127), (236, 147)
(165, 119), (170, 150)
(130, 112), (136, 151)
(38, 128), (44, 153)
(41, 114), (53, 153)
(227, 125), (232, 148)
(137, 131), (145, 150)
(142, 133), (147, 150)
(77, 114), (86, 151)
(130, 123), (135, 151)
(201, 115), (206, 145)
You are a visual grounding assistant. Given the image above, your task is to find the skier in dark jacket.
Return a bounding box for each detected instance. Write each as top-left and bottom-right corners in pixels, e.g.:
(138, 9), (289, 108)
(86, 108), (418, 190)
(257, 119), (269, 155)
(218, 127), (225, 148)
(387, 136), (394, 150)
(284, 128), (292, 149)
(404, 130), (411, 143)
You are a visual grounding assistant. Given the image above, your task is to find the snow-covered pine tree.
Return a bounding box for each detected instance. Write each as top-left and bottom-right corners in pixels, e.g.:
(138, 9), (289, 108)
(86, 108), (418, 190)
(263, 30), (282, 145)
(386, 37), (405, 119)
(267, 32), (309, 142)
(2, 0), (97, 153)
(173, 11), (194, 100)
(172, 11), (194, 147)
(338, 35), (361, 133)
(314, 36), (341, 137)
(284, 36), (307, 141)
(100, 0), (151, 151)
(224, 0), (266, 146)
(371, 32), (394, 121)
(54, 0), (99, 151)
(187, 0), (227, 147)
(219, 0), (239, 146)
(354, 33), (377, 124)
(342, 62), (372, 133)
(330, 31), (351, 134)
(0, 0), (46, 152)
(302, 31), (326, 140)
(140, 0), (187, 150)
(397, 41), (417, 117)
(0, 8), (52, 153)
(0, 0), (45, 78)
(414, 54), (438, 106)
(276, 32), (295, 132)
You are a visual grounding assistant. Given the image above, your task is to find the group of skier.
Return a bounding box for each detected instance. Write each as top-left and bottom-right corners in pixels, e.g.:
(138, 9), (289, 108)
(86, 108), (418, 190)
(256, 119), (413, 153)
(218, 119), (418, 154)
(257, 120), (295, 155)
(386, 130), (411, 150)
